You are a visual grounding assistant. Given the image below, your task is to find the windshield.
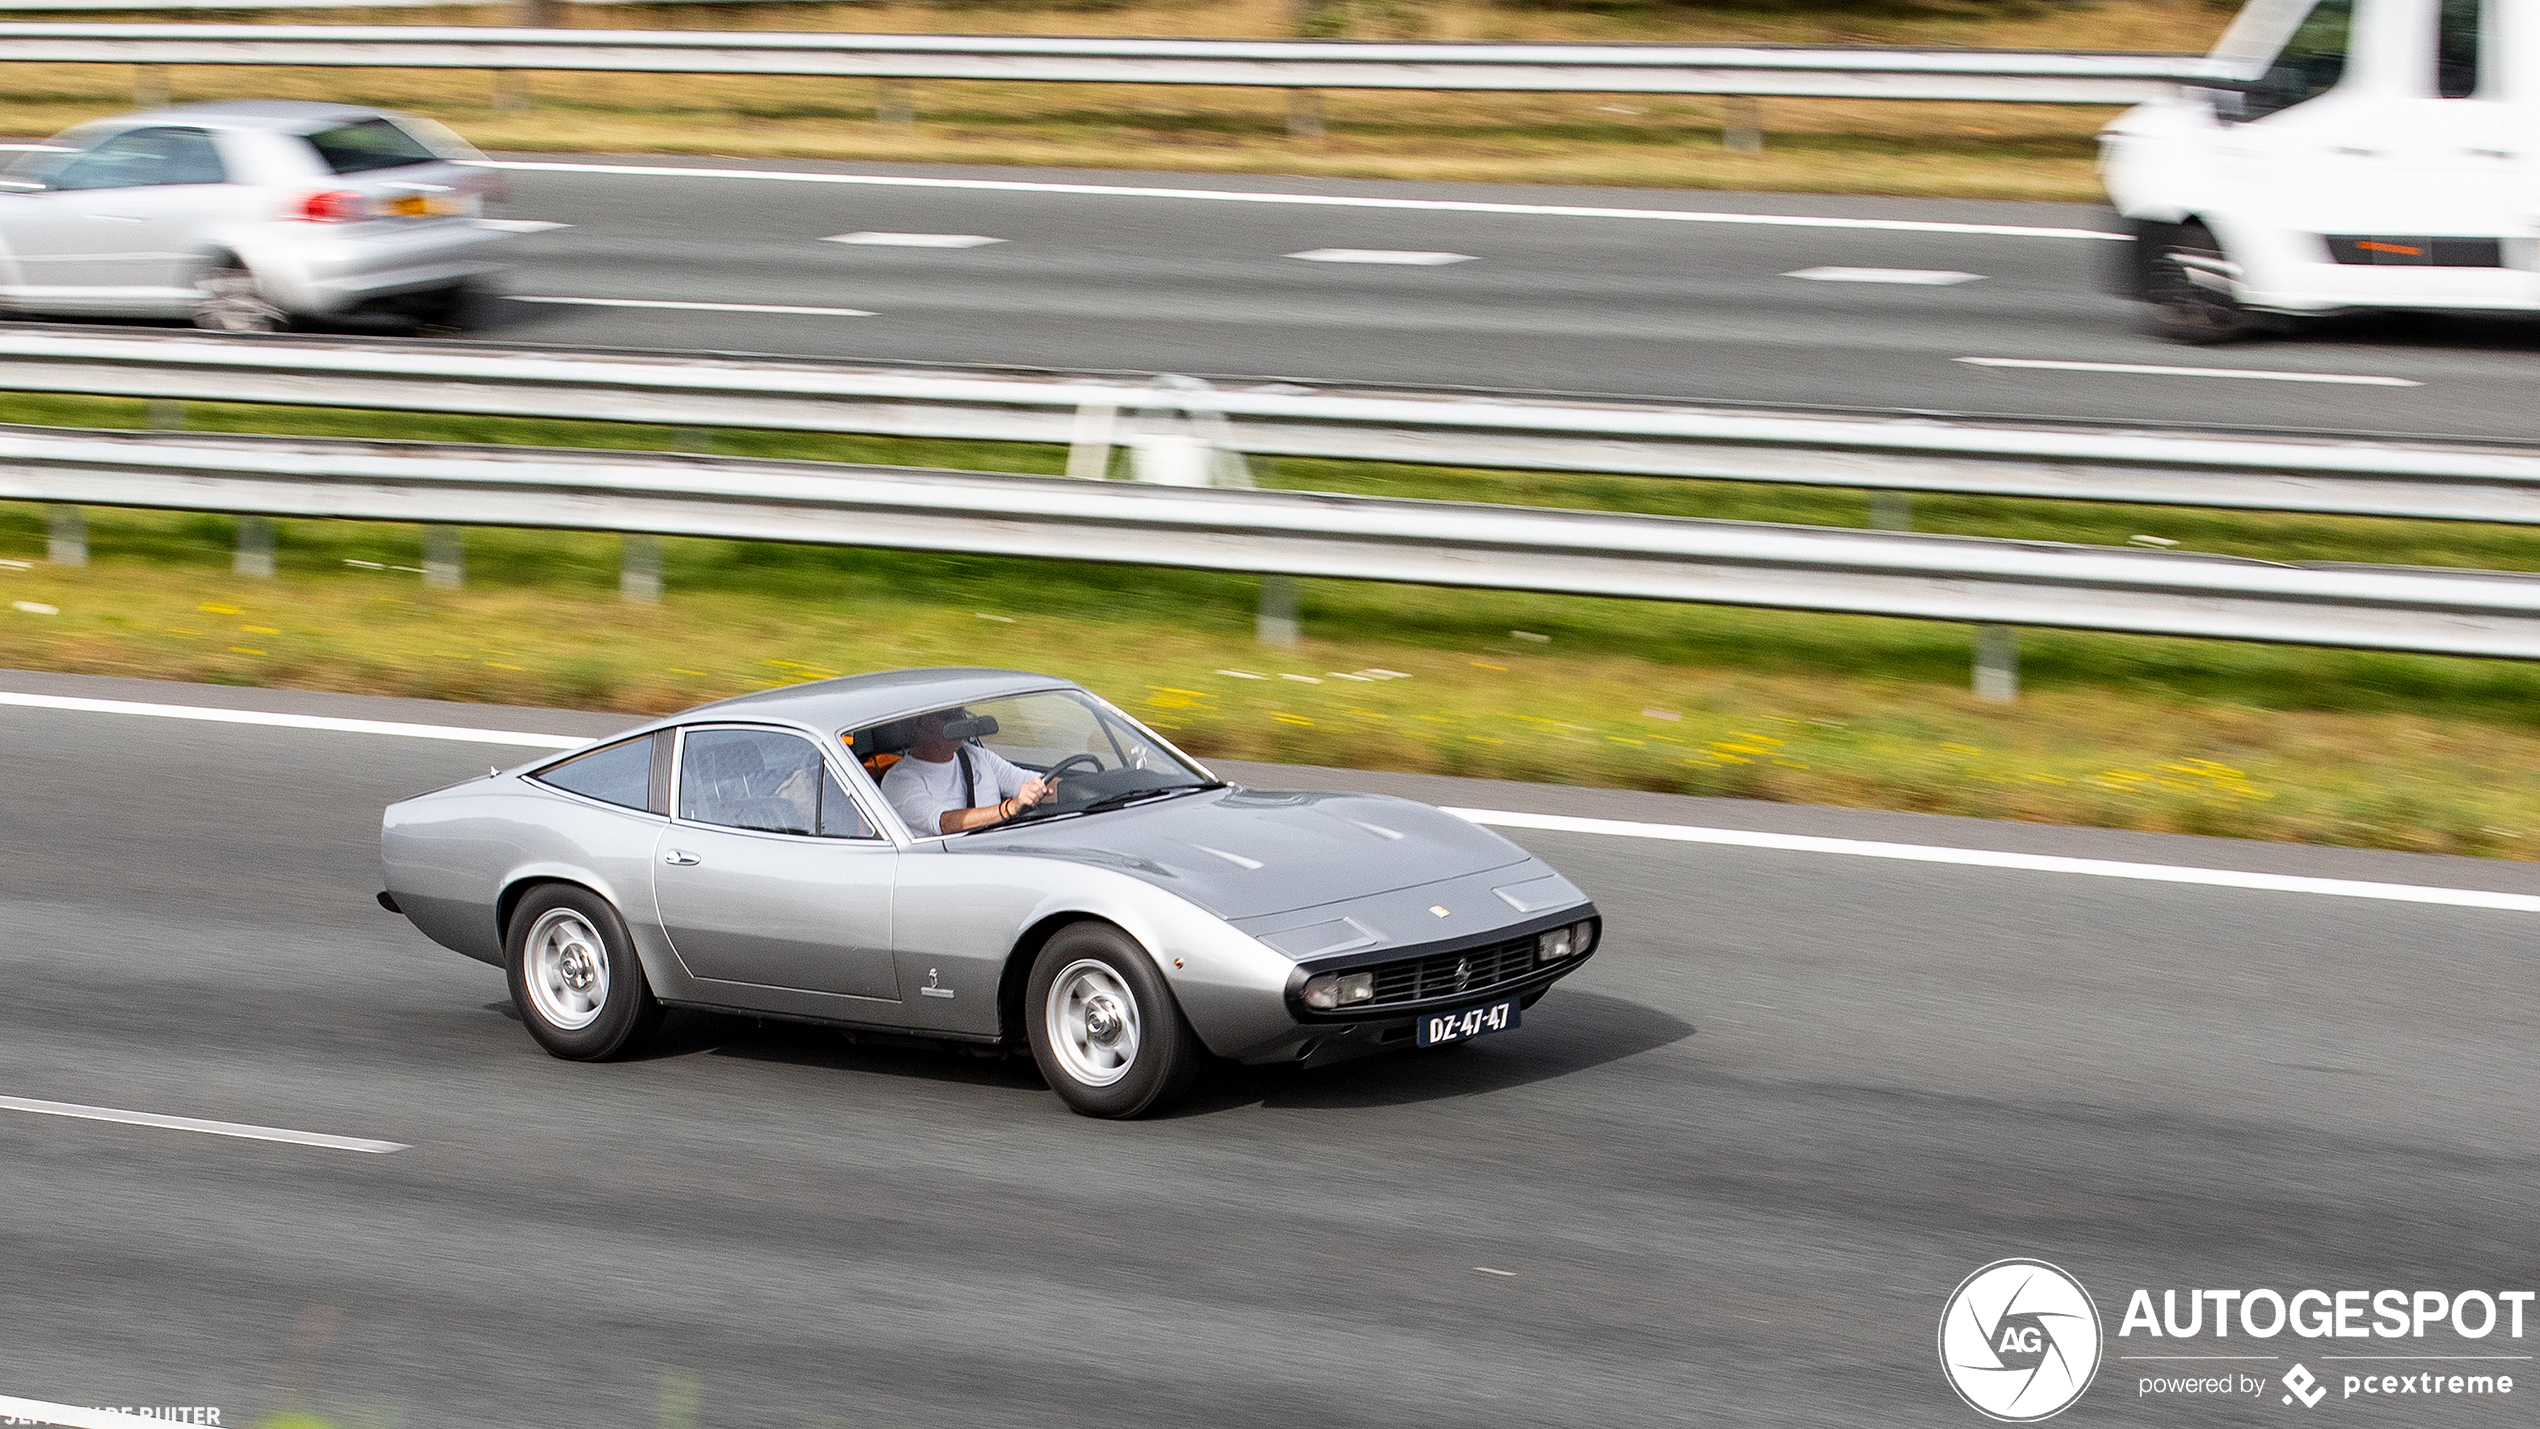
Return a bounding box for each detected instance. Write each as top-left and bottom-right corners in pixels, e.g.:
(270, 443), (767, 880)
(849, 689), (1215, 835)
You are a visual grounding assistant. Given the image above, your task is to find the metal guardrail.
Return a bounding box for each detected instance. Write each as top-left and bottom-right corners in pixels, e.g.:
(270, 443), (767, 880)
(4, 330), (2536, 526)
(0, 25), (2214, 102)
(7, 425), (2540, 664)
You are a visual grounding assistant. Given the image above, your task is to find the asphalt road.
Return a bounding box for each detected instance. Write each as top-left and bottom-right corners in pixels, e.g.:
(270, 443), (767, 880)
(371, 156), (2540, 443)
(5, 669), (2538, 1426)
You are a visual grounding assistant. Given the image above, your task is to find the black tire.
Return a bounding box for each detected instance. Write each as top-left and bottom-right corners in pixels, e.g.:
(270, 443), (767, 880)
(2144, 221), (2260, 345)
(504, 884), (664, 1061)
(1024, 923), (1205, 1118)
(191, 256), (286, 333)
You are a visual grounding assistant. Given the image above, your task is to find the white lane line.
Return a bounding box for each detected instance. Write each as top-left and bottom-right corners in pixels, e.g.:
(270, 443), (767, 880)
(481, 161), (2129, 241)
(1787, 266), (1983, 285)
(1957, 357), (2421, 387)
(0, 1094), (407, 1154)
(476, 218), (569, 234)
(1288, 248), (1476, 265)
(1449, 808), (2540, 915)
(13, 692), (2535, 915)
(509, 296), (876, 317)
(825, 231), (1004, 247)
(0, 1395), (215, 1429)
(0, 691), (588, 748)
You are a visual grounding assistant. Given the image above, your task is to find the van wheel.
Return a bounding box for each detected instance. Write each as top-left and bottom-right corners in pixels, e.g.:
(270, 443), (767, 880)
(192, 258), (285, 333)
(2145, 222), (2259, 345)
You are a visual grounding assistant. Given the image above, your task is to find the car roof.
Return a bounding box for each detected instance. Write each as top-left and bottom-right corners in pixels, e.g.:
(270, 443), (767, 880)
(668, 667), (1078, 735)
(100, 100), (403, 134)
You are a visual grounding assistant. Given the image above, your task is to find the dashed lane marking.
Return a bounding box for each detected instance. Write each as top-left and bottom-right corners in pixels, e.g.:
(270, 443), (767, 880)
(508, 296), (876, 316)
(0, 1094), (407, 1154)
(1787, 266), (1983, 284)
(481, 161), (2131, 241)
(825, 231), (1005, 247)
(1957, 357), (2420, 387)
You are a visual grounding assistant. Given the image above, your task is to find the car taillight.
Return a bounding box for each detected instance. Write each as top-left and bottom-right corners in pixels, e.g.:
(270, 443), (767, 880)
(292, 189), (368, 223)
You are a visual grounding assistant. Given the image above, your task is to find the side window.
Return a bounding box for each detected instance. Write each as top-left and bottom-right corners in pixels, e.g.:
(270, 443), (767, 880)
(681, 728), (874, 839)
(2239, 0), (2352, 121)
(534, 734), (658, 812)
(50, 127), (225, 191)
(820, 765), (875, 839)
(2438, 0), (2481, 98)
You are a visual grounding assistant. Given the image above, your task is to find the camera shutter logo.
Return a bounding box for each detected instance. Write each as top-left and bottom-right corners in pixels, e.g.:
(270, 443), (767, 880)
(1938, 1259), (2104, 1421)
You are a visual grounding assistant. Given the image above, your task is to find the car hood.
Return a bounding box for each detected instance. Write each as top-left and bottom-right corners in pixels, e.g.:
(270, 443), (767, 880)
(959, 785), (1531, 920)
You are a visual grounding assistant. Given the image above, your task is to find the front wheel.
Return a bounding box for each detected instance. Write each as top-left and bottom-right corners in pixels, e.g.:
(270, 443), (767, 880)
(1025, 923), (1204, 1118)
(505, 884), (664, 1060)
(2144, 221), (2260, 345)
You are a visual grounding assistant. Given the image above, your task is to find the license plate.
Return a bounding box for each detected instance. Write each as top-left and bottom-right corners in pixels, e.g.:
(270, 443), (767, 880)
(1416, 995), (1521, 1048)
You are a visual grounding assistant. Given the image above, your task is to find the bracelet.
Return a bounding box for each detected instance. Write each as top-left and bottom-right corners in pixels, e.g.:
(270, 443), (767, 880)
(1000, 797), (1015, 817)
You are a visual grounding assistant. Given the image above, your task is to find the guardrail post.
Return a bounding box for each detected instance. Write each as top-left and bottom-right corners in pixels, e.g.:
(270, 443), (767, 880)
(1257, 576), (1300, 646)
(1288, 89), (1325, 139)
(146, 398), (184, 431)
(1973, 624), (2018, 702)
(1129, 433), (1214, 487)
(621, 533), (662, 603)
(423, 526), (464, 591)
(495, 73), (532, 113)
(234, 516), (274, 578)
(1871, 492), (1912, 531)
(1066, 402), (1117, 480)
(1724, 95), (1765, 155)
(878, 78), (915, 126)
(46, 507), (85, 567)
(133, 65), (169, 109)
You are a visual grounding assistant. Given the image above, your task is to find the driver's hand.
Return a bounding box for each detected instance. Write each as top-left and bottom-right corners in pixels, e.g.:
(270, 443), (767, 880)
(1015, 775), (1053, 807)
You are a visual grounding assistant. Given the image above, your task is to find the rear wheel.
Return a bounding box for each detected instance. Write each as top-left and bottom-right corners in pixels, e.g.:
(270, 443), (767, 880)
(192, 257), (285, 333)
(2145, 221), (2259, 345)
(505, 884), (663, 1060)
(1025, 923), (1204, 1118)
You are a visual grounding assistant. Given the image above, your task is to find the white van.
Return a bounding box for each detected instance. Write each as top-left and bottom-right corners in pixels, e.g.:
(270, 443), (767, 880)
(2101, 0), (2531, 340)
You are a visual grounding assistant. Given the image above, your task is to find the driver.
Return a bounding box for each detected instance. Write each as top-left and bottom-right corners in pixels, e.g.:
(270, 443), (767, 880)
(879, 707), (1056, 835)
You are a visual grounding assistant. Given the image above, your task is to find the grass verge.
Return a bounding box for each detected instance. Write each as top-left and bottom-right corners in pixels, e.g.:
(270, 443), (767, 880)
(6, 391), (2540, 859)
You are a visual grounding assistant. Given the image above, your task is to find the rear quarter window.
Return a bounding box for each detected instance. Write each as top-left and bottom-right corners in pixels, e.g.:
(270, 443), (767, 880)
(303, 117), (440, 175)
(533, 734), (661, 812)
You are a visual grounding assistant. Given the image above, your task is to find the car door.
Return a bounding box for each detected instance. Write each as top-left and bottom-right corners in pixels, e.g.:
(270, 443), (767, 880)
(651, 724), (902, 1002)
(0, 126), (230, 306)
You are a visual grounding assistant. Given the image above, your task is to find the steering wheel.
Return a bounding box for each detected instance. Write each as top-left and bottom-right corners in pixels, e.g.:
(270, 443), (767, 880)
(1045, 753), (1106, 783)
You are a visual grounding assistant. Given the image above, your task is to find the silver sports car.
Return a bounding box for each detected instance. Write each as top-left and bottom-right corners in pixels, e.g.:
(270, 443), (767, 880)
(379, 668), (1601, 1117)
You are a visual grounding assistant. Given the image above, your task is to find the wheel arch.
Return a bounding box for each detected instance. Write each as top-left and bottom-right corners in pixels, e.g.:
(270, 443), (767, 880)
(996, 910), (1121, 1045)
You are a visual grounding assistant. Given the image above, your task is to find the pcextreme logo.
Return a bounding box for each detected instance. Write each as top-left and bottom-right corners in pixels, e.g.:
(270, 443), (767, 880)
(1939, 1259), (2105, 1422)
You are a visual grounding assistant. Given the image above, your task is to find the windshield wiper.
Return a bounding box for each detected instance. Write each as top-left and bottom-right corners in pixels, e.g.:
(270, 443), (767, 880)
(1074, 780), (1226, 816)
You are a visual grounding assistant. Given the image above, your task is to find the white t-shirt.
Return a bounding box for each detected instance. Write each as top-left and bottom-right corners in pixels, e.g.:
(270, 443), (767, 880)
(881, 745), (1033, 835)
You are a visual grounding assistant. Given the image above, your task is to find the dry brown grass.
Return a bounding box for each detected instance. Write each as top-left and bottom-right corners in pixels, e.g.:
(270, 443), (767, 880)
(0, 0), (2233, 199)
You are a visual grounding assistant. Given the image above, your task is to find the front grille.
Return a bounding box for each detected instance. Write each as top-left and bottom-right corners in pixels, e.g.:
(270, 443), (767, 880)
(1366, 934), (1539, 1007)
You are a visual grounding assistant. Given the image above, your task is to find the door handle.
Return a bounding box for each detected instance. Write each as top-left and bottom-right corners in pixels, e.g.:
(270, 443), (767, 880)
(662, 849), (700, 866)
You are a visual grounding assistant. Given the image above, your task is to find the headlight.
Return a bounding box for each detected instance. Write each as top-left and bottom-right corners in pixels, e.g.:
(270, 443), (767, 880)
(1573, 919), (1597, 955)
(1536, 926), (1574, 963)
(1301, 969), (1376, 1010)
